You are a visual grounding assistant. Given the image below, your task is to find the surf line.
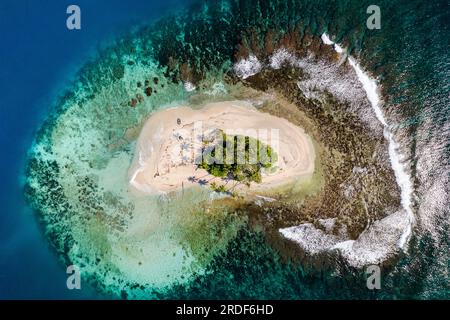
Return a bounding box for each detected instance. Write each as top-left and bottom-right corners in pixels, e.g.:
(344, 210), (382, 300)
(321, 33), (416, 250)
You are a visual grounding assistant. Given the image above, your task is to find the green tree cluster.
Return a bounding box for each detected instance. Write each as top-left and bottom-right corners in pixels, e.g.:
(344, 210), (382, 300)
(199, 131), (278, 186)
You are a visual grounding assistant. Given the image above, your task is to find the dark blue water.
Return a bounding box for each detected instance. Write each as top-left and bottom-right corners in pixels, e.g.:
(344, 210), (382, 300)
(0, 0), (191, 299)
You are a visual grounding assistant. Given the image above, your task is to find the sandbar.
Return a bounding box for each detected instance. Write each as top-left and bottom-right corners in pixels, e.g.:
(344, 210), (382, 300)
(128, 101), (315, 195)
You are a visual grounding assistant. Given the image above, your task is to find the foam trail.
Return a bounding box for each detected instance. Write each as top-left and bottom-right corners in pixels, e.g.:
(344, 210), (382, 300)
(321, 33), (345, 54)
(233, 55), (263, 79)
(321, 33), (334, 45)
(323, 34), (415, 249)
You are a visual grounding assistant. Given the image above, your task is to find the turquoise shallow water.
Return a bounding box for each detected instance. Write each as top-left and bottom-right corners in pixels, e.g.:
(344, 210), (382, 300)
(2, 0), (449, 299)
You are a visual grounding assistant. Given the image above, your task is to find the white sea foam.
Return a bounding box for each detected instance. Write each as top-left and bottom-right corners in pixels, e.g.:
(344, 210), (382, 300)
(321, 33), (334, 45)
(236, 47), (381, 134)
(318, 218), (337, 233)
(321, 33), (345, 53)
(233, 55), (263, 79)
(334, 44), (345, 54)
(269, 48), (297, 69)
(279, 34), (417, 267)
(184, 81), (196, 92)
(329, 34), (415, 250)
(280, 223), (342, 254)
(280, 208), (410, 267)
(230, 35), (416, 265)
(332, 209), (410, 266)
(263, 47), (382, 133)
(346, 54), (415, 249)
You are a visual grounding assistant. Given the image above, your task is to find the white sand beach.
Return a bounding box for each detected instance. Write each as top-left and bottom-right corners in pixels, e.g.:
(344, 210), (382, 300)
(128, 100), (315, 195)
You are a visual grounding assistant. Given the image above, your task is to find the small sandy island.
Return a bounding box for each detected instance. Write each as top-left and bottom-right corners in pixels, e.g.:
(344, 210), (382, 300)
(129, 101), (315, 195)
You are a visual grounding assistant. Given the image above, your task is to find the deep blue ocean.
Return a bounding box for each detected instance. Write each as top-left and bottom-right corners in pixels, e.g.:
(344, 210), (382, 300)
(0, 0), (193, 299)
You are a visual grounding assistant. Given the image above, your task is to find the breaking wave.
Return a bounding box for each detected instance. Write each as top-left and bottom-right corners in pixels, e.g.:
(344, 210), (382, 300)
(276, 34), (417, 267)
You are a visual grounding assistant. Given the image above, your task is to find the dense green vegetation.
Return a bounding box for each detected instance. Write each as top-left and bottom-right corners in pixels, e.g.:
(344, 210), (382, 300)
(199, 131), (277, 189)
